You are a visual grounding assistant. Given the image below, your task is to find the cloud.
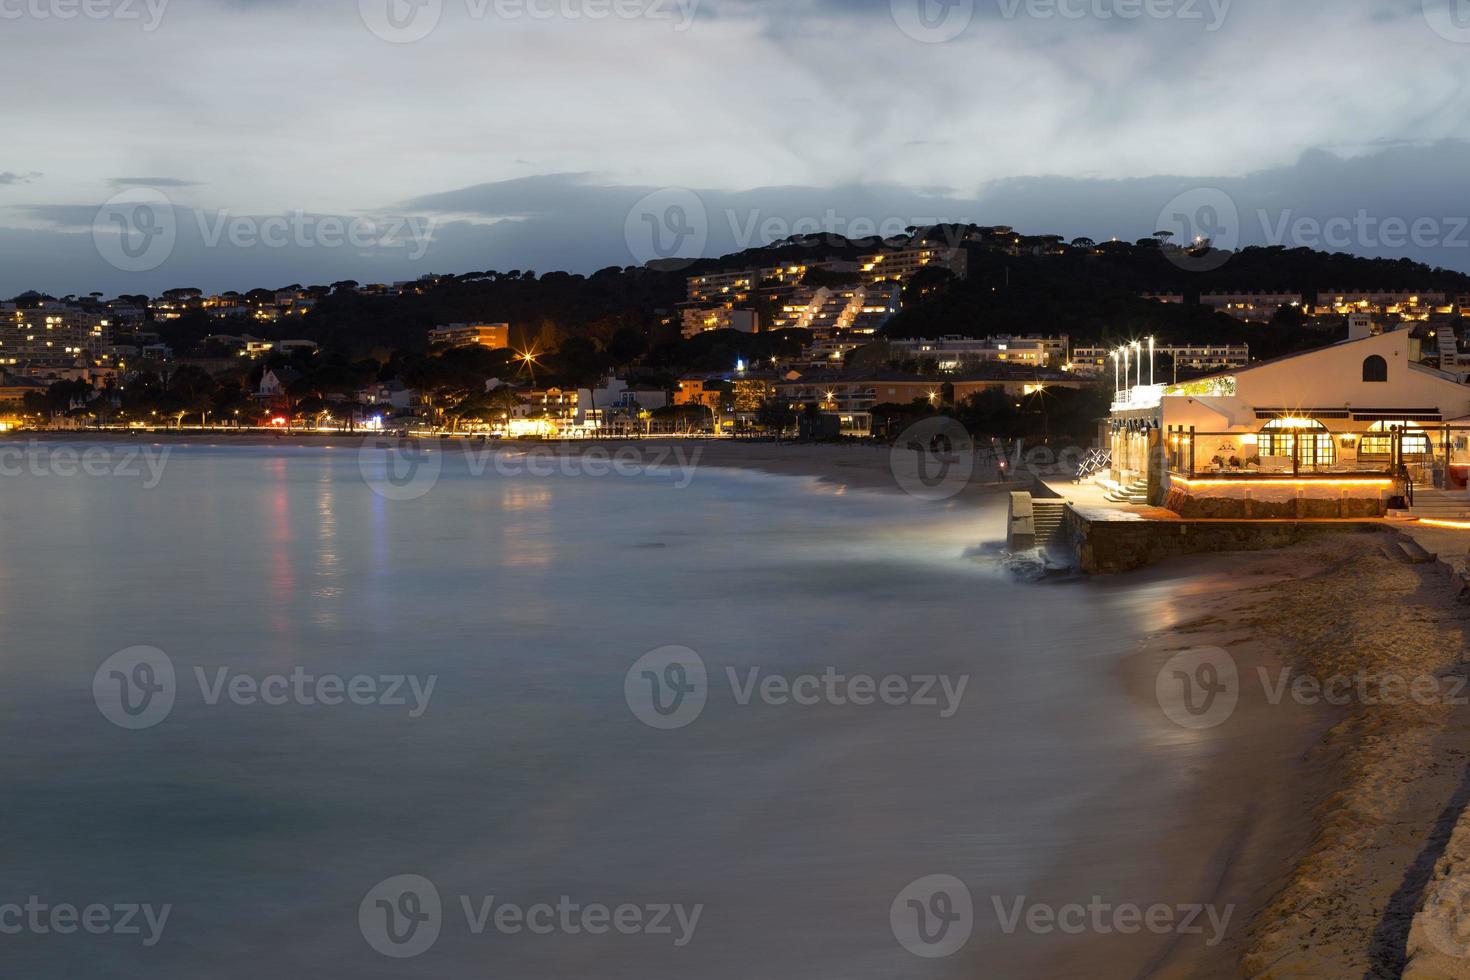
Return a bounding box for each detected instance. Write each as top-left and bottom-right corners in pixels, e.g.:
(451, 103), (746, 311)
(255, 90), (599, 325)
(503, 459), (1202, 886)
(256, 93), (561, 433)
(0, 0), (1468, 294)
(6, 141), (1470, 298)
(0, 172), (42, 186)
(108, 177), (202, 189)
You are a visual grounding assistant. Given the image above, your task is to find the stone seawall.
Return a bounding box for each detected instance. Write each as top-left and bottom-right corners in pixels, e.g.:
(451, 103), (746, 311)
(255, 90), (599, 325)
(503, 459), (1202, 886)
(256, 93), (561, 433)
(1163, 487), (1387, 519)
(1062, 507), (1392, 574)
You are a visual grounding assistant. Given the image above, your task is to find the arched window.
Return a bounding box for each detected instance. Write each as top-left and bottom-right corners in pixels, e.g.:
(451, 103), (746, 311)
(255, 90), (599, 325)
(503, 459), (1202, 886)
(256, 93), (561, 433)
(1360, 422), (1431, 462)
(1260, 418), (1337, 469)
(1363, 355), (1388, 382)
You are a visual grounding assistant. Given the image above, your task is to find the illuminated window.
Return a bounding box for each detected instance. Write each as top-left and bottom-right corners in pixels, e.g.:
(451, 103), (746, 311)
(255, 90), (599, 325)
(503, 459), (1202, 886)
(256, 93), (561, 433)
(1360, 422), (1431, 462)
(1260, 418), (1336, 469)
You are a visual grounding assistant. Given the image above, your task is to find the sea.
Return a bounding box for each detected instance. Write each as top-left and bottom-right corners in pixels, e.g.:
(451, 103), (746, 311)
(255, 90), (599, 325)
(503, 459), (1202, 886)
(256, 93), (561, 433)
(0, 441), (1224, 978)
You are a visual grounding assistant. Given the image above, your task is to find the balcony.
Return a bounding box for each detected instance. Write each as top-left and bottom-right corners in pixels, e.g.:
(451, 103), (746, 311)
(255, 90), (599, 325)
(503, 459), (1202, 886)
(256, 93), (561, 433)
(1110, 384), (1165, 412)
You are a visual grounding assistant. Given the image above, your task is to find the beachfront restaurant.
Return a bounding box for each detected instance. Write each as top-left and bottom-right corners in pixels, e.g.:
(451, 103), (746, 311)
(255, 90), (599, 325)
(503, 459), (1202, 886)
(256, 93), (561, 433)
(1104, 328), (1470, 518)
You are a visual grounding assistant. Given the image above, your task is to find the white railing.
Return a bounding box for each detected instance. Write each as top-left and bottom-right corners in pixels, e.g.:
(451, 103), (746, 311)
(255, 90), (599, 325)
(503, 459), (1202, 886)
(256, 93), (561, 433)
(1110, 384), (1165, 412)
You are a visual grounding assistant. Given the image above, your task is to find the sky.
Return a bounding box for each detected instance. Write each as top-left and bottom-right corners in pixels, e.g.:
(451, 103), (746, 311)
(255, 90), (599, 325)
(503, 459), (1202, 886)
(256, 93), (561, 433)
(4, 0), (1470, 295)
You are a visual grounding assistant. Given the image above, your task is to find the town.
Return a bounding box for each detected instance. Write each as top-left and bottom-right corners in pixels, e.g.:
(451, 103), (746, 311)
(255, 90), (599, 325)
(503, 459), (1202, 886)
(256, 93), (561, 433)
(5, 226), (1468, 456)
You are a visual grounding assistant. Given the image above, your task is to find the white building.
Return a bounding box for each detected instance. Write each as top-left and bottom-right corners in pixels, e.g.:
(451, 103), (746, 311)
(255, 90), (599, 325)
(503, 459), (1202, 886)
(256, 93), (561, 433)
(358, 380), (418, 412)
(579, 376), (668, 421)
(889, 335), (1067, 371)
(785, 285), (899, 339)
(1106, 324), (1470, 517)
(1071, 343), (1249, 377)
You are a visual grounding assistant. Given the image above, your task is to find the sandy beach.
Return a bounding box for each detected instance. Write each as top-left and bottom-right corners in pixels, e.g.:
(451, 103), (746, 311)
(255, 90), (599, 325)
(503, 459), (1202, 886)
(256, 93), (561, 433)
(1118, 535), (1470, 979)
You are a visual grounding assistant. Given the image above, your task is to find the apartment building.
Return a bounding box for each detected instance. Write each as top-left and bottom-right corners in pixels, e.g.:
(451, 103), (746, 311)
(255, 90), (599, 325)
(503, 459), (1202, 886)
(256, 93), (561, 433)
(685, 263), (828, 305)
(888, 335), (1068, 371)
(1198, 292), (1304, 321)
(0, 303), (112, 365)
(784, 285), (900, 339)
(429, 322), (511, 349)
(681, 308), (759, 340)
(1070, 343), (1250, 376)
(1311, 290), (1448, 316)
(857, 246), (968, 283)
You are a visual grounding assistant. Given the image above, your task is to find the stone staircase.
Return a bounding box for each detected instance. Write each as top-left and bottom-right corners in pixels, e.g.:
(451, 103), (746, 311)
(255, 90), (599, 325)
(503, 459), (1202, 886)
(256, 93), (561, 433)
(1104, 478), (1150, 505)
(1409, 488), (1470, 521)
(1383, 536), (1438, 565)
(1032, 500), (1067, 546)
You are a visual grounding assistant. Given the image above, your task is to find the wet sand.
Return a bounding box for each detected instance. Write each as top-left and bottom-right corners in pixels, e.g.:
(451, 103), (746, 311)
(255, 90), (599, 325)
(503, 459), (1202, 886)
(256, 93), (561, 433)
(1100, 536), (1470, 979)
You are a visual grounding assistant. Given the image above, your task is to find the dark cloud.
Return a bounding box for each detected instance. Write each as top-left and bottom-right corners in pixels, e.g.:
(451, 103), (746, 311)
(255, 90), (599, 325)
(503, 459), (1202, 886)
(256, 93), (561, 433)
(0, 172), (42, 186)
(108, 177), (202, 189)
(6, 142), (1470, 297)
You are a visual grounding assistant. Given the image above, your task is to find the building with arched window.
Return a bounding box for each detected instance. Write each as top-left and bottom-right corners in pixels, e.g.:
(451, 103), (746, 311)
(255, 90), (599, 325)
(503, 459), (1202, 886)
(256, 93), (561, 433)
(1106, 327), (1470, 517)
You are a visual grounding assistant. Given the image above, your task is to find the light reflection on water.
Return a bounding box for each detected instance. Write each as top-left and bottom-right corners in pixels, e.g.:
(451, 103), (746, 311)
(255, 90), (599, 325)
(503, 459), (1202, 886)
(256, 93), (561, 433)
(0, 446), (1212, 979)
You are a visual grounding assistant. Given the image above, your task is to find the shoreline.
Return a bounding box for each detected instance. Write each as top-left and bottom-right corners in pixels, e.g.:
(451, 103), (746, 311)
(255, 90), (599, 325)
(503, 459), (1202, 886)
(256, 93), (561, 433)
(990, 549), (1341, 979)
(974, 535), (1470, 978)
(1125, 535), (1470, 978)
(2, 433), (1034, 501)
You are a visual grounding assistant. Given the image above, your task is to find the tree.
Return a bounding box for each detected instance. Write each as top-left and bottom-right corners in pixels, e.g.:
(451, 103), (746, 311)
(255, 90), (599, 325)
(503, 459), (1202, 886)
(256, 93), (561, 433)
(652, 403), (712, 434)
(607, 326), (647, 365)
(550, 336), (607, 388)
(755, 399), (796, 437)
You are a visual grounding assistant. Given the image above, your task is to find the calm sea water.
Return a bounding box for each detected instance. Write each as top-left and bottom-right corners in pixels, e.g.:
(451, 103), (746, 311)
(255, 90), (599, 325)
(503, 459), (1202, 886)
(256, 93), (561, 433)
(0, 443), (1206, 978)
